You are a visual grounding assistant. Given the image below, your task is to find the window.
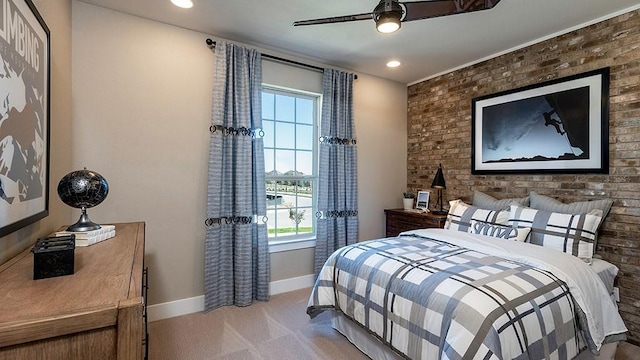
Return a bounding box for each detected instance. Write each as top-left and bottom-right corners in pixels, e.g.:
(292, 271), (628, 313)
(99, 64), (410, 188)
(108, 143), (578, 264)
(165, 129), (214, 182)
(262, 87), (319, 244)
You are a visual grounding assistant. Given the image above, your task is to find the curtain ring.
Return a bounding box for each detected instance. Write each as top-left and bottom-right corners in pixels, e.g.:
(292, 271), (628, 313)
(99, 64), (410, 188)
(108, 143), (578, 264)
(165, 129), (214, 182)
(262, 216), (268, 224)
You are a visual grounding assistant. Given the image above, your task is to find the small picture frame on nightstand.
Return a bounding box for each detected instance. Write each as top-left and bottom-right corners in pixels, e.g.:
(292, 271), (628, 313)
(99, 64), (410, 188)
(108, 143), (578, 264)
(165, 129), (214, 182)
(416, 191), (430, 212)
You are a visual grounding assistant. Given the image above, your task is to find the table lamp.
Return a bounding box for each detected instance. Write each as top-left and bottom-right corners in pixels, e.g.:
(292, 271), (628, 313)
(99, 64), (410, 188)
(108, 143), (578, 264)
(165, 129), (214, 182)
(430, 163), (447, 215)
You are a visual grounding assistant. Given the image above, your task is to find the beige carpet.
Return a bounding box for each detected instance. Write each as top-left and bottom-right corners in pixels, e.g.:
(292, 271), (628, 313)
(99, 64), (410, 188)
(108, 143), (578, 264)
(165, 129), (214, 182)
(148, 288), (639, 360)
(148, 288), (370, 360)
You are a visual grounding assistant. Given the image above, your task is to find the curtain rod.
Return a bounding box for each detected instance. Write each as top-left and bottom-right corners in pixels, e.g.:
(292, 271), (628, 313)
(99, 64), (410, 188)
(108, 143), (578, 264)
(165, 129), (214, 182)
(205, 38), (357, 79)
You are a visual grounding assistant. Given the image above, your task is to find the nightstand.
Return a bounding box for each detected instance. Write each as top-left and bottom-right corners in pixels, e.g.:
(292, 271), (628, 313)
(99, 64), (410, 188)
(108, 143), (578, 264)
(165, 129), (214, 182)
(384, 209), (447, 237)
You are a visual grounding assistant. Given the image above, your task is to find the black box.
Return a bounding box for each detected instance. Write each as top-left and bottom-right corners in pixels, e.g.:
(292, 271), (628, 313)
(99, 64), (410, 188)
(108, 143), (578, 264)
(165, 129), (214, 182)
(32, 235), (75, 280)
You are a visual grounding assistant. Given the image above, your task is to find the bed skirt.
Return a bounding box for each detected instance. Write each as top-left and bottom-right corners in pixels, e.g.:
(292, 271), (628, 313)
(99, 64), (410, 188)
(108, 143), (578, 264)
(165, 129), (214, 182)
(331, 312), (618, 360)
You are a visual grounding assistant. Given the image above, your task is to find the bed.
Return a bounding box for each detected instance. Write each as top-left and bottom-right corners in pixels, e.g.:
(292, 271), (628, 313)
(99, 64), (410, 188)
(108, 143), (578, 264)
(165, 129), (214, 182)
(307, 194), (627, 360)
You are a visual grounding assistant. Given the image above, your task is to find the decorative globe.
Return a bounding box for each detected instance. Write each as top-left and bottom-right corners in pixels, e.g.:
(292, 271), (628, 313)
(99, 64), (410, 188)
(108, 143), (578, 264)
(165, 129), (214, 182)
(57, 169), (109, 231)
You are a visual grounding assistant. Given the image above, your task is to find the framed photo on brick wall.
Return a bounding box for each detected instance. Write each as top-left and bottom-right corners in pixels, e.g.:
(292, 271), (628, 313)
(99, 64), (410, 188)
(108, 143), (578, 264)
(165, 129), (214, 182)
(471, 68), (609, 174)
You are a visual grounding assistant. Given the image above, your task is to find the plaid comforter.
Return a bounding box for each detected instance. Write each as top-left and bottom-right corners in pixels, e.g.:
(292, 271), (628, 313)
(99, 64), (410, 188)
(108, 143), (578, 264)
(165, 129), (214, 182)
(307, 233), (582, 360)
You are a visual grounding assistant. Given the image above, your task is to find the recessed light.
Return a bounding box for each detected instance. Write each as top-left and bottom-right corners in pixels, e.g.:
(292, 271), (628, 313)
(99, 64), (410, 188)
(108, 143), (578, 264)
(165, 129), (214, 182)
(171, 0), (193, 9)
(386, 60), (401, 68)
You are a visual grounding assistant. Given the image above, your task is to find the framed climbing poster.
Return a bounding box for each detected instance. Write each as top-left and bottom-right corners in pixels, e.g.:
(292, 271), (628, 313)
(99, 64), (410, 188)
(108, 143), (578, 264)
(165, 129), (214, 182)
(471, 68), (609, 175)
(0, 0), (50, 237)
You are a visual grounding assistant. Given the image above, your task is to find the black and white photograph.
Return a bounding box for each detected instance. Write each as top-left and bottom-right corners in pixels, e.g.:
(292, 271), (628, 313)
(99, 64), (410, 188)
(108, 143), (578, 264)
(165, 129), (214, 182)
(0, 0), (50, 237)
(471, 68), (609, 174)
(416, 191), (429, 211)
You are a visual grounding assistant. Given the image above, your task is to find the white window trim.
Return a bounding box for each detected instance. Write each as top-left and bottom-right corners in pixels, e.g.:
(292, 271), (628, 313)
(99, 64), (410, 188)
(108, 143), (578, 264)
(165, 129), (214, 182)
(263, 85), (321, 246)
(269, 237), (316, 253)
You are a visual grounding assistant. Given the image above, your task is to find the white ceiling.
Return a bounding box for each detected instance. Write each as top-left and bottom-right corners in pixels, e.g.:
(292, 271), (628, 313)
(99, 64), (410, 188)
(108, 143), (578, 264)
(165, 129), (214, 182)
(78, 0), (640, 84)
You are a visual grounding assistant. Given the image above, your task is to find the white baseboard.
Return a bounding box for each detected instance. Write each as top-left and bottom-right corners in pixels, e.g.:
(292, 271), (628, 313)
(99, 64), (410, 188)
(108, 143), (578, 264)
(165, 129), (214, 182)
(269, 274), (315, 296)
(147, 274), (315, 322)
(147, 295), (205, 322)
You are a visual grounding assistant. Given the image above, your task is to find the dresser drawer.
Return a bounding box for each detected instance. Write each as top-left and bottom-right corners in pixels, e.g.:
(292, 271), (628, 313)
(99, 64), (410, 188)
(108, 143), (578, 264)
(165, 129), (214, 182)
(385, 209), (446, 237)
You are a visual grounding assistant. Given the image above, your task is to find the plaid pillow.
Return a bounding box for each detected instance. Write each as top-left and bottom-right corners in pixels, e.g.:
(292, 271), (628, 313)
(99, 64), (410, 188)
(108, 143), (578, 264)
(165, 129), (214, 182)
(468, 220), (531, 242)
(446, 200), (509, 232)
(529, 191), (612, 249)
(508, 205), (603, 259)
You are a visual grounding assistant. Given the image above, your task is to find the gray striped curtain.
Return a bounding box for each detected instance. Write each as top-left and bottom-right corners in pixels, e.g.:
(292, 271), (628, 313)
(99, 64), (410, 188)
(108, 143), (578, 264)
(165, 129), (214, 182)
(205, 42), (269, 311)
(314, 69), (358, 275)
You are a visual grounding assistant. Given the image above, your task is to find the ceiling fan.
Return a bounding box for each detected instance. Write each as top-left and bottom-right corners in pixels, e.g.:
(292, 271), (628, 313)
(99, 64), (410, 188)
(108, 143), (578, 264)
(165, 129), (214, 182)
(293, 0), (502, 33)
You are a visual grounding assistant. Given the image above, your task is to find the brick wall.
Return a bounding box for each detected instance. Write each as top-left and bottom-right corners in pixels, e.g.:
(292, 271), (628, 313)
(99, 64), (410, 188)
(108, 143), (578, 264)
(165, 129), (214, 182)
(407, 10), (640, 344)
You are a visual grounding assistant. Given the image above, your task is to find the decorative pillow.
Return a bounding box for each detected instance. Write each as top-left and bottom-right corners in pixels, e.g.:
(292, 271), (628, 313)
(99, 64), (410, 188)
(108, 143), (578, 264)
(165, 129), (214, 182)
(446, 199), (510, 232)
(472, 190), (530, 211)
(468, 220), (531, 242)
(508, 205), (603, 259)
(529, 191), (612, 249)
(529, 191), (613, 220)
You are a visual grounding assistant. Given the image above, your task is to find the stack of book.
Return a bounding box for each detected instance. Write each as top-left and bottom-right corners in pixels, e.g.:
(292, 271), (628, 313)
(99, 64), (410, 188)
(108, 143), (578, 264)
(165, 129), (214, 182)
(55, 225), (116, 247)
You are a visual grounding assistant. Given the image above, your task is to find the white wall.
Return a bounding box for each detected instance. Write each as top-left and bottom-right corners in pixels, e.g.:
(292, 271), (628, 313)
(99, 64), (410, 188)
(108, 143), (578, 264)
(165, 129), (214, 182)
(354, 75), (408, 241)
(72, 2), (407, 306)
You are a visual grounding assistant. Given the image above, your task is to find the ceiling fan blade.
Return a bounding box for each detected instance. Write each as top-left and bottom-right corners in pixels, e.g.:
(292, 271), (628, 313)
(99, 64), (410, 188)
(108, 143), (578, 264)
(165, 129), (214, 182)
(293, 13), (373, 26)
(402, 0), (501, 22)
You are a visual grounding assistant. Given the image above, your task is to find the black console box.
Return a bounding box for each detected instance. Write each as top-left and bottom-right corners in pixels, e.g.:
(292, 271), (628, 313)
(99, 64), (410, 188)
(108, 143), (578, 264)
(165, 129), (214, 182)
(32, 235), (76, 280)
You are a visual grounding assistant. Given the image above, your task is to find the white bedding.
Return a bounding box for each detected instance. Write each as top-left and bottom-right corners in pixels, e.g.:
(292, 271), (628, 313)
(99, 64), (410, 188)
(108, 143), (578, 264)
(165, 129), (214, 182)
(589, 258), (618, 295)
(402, 228), (627, 352)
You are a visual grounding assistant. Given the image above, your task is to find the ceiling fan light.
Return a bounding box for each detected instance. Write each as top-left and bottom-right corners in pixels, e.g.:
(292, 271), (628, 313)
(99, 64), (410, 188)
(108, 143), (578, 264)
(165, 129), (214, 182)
(171, 0), (193, 9)
(376, 13), (401, 33)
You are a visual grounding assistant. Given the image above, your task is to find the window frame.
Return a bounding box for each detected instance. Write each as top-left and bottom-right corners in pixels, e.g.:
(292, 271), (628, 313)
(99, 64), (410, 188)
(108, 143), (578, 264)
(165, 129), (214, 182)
(262, 85), (321, 250)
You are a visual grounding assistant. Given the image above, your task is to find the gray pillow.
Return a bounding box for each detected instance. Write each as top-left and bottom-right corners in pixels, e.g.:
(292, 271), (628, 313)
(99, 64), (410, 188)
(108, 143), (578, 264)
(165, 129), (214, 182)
(472, 190), (530, 211)
(529, 191), (613, 219)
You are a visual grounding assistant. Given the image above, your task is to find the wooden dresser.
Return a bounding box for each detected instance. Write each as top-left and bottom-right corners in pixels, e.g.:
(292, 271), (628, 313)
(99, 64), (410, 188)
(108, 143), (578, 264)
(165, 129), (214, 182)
(0, 222), (146, 360)
(385, 209), (447, 237)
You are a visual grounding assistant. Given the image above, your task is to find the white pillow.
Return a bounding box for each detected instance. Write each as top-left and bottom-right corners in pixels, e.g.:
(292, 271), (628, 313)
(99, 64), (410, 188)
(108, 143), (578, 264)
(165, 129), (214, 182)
(446, 199), (510, 232)
(508, 205), (603, 259)
(468, 220), (531, 242)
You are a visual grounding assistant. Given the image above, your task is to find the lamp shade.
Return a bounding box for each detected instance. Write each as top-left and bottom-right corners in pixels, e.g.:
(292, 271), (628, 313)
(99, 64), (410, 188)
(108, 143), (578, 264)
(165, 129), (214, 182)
(431, 163), (446, 189)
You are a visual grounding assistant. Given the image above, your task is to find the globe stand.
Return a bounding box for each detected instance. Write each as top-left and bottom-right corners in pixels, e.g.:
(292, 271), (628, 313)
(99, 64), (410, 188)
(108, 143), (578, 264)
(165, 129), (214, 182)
(67, 207), (101, 232)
